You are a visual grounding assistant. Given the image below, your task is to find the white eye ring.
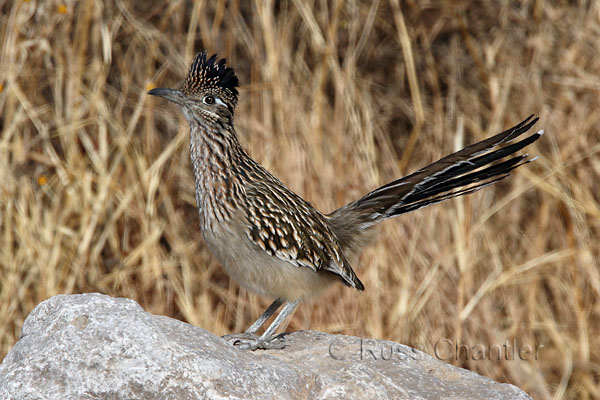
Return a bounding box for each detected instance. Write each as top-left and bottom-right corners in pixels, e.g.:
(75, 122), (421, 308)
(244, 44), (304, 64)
(203, 95), (227, 107)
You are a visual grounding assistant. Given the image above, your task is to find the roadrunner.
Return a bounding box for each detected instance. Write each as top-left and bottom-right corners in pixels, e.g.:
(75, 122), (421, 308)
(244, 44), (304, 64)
(148, 51), (543, 350)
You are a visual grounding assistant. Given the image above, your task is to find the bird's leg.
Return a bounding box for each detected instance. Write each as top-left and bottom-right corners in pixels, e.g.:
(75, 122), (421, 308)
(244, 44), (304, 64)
(221, 298), (283, 346)
(245, 298), (284, 334)
(223, 300), (299, 350)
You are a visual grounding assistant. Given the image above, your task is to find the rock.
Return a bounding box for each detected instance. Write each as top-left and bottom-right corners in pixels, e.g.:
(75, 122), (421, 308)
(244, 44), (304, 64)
(0, 293), (531, 400)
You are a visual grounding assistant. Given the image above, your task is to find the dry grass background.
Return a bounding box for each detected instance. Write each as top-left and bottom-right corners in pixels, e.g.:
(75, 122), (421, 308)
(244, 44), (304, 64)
(1, 0), (599, 398)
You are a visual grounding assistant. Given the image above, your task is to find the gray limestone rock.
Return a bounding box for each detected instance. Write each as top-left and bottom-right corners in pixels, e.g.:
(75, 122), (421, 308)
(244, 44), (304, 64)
(0, 293), (531, 399)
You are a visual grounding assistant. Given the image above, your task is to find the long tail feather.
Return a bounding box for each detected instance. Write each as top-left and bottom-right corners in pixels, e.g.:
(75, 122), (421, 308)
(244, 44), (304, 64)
(329, 116), (543, 238)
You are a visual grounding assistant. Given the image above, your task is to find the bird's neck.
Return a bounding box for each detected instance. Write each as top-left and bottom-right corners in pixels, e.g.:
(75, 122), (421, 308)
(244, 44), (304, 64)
(189, 120), (247, 228)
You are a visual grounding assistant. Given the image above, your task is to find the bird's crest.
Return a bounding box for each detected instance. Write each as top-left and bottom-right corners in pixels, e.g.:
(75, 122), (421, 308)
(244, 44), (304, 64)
(182, 51), (239, 108)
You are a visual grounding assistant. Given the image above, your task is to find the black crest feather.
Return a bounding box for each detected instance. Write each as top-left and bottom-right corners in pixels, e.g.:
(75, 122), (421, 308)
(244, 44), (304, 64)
(182, 51), (239, 106)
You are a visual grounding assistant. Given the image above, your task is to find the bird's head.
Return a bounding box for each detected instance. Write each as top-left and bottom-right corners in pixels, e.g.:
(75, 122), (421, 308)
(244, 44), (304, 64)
(148, 51), (239, 123)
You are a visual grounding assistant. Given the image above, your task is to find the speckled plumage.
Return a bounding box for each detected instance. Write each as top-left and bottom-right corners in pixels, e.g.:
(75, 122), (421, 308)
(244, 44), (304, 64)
(148, 51), (543, 349)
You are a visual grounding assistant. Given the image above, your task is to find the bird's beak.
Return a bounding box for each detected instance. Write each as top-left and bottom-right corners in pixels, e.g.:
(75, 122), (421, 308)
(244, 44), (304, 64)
(147, 87), (185, 105)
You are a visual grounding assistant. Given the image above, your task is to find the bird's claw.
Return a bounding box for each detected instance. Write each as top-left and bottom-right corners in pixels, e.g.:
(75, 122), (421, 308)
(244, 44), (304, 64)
(222, 333), (286, 350)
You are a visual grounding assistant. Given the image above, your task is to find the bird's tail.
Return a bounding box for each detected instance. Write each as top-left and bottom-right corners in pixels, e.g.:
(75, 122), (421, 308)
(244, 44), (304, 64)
(328, 115), (542, 248)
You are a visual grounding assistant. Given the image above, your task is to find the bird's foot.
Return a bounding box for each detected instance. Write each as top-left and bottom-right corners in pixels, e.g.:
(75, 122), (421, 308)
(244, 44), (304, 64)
(221, 332), (286, 350)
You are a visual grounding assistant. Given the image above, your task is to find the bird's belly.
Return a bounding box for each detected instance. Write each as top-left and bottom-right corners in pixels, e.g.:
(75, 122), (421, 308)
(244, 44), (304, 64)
(202, 222), (337, 301)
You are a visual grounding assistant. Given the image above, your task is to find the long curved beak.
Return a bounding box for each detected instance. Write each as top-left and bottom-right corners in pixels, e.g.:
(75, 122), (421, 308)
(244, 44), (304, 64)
(147, 87), (185, 105)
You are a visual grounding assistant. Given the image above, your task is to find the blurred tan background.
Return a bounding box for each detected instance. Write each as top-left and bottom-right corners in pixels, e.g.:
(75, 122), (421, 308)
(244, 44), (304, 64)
(1, 1), (599, 398)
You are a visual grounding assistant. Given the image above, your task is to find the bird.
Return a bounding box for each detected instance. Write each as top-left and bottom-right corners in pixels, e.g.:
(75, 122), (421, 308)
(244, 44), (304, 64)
(148, 51), (543, 350)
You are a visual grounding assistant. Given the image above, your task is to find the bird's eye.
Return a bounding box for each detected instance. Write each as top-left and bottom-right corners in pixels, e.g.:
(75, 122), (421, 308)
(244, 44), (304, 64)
(203, 95), (215, 105)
